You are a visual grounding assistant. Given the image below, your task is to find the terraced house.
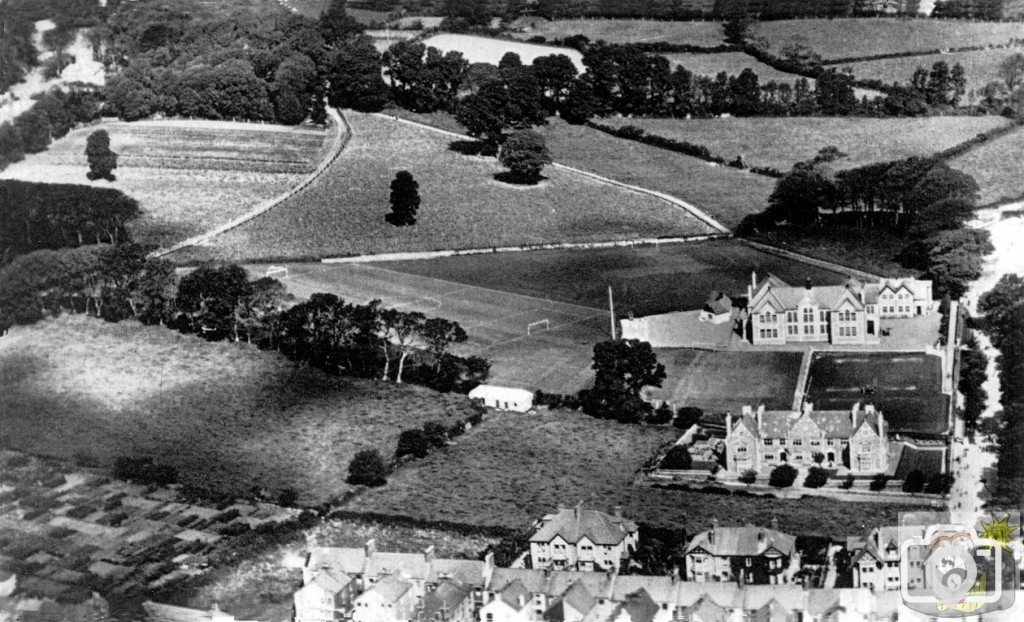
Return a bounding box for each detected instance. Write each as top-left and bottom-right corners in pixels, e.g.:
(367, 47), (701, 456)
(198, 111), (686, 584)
(724, 402), (888, 474)
(746, 273), (933, 345)
(683, 521), (799, 585)
(529, 505), (639, 572)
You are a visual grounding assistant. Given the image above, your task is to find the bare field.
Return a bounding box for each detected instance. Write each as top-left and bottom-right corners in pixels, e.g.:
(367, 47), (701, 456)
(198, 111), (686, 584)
(597, 115), (1011, 172)
(0, 316), (476, 505)
(422, 34), (584, 72)
(173, 112), (712, 262)
(0, 120), (329, 249)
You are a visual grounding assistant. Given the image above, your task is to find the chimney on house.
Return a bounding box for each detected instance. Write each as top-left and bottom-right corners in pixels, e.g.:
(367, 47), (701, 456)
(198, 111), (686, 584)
(803, 401), (814, 415)
(365, 539), (377, 559)
(805, 278), (812, 290)
(756, 405), (764, 435)
(771, 517), (779, 531)
(424, 545), (435, 564)
(851, 401), (861, 427)
(613, 505), (623, 521)
(710, 519), (719, 545)
(726, 413), (732, 437)
(518, 594), (527, 609)
(742, 405), (752, 417)
(748, 271), (757, 301)
(575, 501), (583, 523)
(671, 565), (681, 584)
(483, 551), (495, 587)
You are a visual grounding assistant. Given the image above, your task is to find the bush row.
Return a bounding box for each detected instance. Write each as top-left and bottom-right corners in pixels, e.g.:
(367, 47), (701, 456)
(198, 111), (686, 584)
(932, 117), (1024, 161)
(821, 39), (1024, 66)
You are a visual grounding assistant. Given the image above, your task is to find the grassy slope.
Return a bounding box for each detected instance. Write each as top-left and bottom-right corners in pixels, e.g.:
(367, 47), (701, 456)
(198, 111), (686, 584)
(174, 112), (711, 262)
(376, 238), (849, 317)
(749, 227), (919, 279)
(354, 411), (919, 537)
(537, 119), (776, 230)
(0, 121), (328, 249)
(665, 51), (812, 84)
(844, 48), (1023, 97)
(750, 18), (1024, 59)
(598, 116), (1010, 172)
(508, 19), (725, 47)
(950, 124), (1024, 206)
(0, 316), (475, 504)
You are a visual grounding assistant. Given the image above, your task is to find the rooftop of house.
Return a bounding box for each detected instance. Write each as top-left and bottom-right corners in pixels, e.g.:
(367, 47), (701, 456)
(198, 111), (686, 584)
(684, 525), (797, 558)
(620, 589), (660, 622)
(749, 275), (931, 314)
(419, 580), (473, 619)
(530, 505), (638, 546)
(304, 568), (352, 594)
(367, 577), (414, 604)
(704, 291), (732, 315)
(427, 558), (487, 587)
(730, 403), (882, 440)
(544, 580), (596, 621)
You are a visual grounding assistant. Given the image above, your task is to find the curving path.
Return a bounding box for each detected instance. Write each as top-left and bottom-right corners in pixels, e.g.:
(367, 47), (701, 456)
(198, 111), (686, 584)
(153, 107), (351, 258)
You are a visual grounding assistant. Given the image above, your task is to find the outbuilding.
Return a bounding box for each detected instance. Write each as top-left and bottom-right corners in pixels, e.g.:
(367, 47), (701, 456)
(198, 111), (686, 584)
(468, 384), (534, 412)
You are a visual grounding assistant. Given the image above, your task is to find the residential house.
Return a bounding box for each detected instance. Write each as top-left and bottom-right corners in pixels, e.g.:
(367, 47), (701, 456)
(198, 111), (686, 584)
(746, 273), (933, 346)
(684, 521), (799, 585)
(352, 577), (419, 622)
(529, 505), (638, 571)
(415, 580), (474, 622)
(699, 292), (733, 325)
(469, 385), (534, 413)
(724, 402), (888, 475)
(848, 526), (926, 592)
(295, 568), (356, 622)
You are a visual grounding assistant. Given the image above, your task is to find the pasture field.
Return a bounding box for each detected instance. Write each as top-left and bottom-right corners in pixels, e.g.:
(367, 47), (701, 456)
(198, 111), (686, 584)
(597, 116), (1011, 172)
(421, 34), (584, 72)
(648, 349), (804, 413)
(354, 411), (918, 536)
(0, 316), (477, 505)
(950, 125), (1024, 206)
(805, 352), (949, 436)
(174, 112), (712, 262)
(537, 118), (776, 229)
(750, 18), (1024, 60)
(843, 48), (1023, 97)
(665, 51), (811, 84)
(378, 238), (849, 317)
(0, 120), (330, 249)
(507, 19), (725, 47)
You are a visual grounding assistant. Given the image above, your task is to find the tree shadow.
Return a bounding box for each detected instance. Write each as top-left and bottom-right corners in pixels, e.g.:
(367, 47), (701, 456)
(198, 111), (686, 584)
(493, 172), (546, 186)
(448, 140), (488, 156)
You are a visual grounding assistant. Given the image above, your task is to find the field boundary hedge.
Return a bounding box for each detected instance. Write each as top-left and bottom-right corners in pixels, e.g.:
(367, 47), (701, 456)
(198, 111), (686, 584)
(740, 239), (884, 281)
(154, 108), (349, 258)
(933, 118), (1024, 161)
(820, 39), (1024, 66)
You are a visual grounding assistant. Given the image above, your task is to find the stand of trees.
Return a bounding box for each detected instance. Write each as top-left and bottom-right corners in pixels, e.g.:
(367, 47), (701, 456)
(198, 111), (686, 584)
(0, 88), (102, 172)
(578, 339), (667, 424)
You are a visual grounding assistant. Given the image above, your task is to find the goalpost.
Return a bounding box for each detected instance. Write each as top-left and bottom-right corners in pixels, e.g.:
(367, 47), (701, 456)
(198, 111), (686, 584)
(265, 266), (289, 279)
(527, 319), (550, 335)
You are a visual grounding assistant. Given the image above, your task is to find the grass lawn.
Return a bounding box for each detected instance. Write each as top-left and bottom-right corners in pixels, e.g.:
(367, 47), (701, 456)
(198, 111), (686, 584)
(378, 238), (849, 318)
(750, 18), (1024, 60)
(843, 48), (1024, 98)
(597, 116), (1010, 172)
(422, 34), (584, 72)
(0, 120), (329, 250)
(537, 118), (776, 230)
(748, 227), (920, 279)
(649, 350), (804, 413)
(0, 316), (476, 505)
(354, 411), (923, 537)
(950, 124), (1024, 206)
(173, 111), (711, 263)
(806, 352), (950, 436)
(508, 19), (725, 47)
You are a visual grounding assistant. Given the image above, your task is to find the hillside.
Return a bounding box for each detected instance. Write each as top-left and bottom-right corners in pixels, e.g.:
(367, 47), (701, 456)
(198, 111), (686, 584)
(0, 315), (476, 504)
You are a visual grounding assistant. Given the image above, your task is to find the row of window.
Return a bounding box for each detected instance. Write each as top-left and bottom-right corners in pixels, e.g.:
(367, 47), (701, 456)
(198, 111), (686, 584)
(883, 305), (912, 314)
(837, 326), (858, 337)
(764, 438), (842, 446)
(758, 329), (779, 339)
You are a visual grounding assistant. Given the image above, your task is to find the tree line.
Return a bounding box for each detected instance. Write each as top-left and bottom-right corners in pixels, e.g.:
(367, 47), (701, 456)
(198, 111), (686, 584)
(739, 149), (994, 299)
(0, 248), (490, 396)
(0, 88), (102, 172)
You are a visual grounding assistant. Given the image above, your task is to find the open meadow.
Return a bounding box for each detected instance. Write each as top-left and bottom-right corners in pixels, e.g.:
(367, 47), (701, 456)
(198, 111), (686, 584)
(0, 316), (477, 505)
(353, 411), (921, 536)
(950, 124), (1024, 206)
(843, 48), (1023, 97)
(537, 119), (776, 230)
(597, 116), (1011, 172)
(172, 112), (712, 262)
(665, 51), (812, 84)
(0, 120), (330, 249)
(508, 19), (725, 47)
(421, 34), (584, 72)
(750, 18), (1024, 60)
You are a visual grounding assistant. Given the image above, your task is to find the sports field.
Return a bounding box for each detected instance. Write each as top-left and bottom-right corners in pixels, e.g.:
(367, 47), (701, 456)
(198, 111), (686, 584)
(597, 116), (1010, 173)
(805, 352), (950, 436)
(251, 262), (607, 394)
(647, 349), (804, 413)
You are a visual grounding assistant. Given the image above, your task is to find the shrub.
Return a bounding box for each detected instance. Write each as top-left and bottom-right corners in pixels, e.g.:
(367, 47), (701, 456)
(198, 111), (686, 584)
(811, 451), (825, 465)
(422, 420), (450, 448)
(902, 469), (926, 493)
(648, 403), (674, 425)
(673, 407), (703, 429)
(278, 488), (299, 507)
(803, 466), (829, 488)
(739, 469), (758, 484)
(869, 474), (890, 491)
(395, 429), (430, 459)
(841, 474), (855, 489)
(347, 450), (389, 487)
(769, 464), (799, 488)
(659, 445), (693, 470)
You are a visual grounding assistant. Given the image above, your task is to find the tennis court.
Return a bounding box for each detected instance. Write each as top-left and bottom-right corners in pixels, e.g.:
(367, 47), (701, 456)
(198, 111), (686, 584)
(249, 262), (608, 393)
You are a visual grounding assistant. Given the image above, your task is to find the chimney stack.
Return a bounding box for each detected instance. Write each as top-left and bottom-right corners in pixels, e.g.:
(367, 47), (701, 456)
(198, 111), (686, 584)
(756, 405), (764, 435)
(613, 505), (623, 520)
(771, 517), (779, 531)
(424, 545), (435, 564)
(726, 413), (732, 437)
(483, 551), (495, 586)
(742, 405), (752, 416)
(805, 277), (812, 290)
(365, 539), (377, 559)
(710, 519), (719, 545)
(575, 501), (583, 523)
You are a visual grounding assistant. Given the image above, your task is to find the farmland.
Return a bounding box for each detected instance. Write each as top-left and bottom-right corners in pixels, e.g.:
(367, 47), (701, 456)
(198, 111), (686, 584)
(378, 238), (850, 317)
(0, 120), (330, 250)
(843, 48), (1024, 97)
(0, 315), (477, 505)
(537, 119), (775, 229)
(596, 116), (1011, 172)
(353, 411), (920, 536)
(172, 112), (712, 263)
(507, 19), (725, 47)
(665, 51), (811, 84)
(749, 18), (1024, 60)
(950, 125), (1024, 205)
(421, 34), (584, 72)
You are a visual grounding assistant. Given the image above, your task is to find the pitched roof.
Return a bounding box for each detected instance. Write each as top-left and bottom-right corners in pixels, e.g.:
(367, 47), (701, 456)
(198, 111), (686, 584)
(498, 579), (531, 610)
(307, 547), (366, 576)
(366, 552), (430, 580)
(489, 568), (550, 594)
(545, 580), (596, 621)
(306, 569), (351, 593)
(530, 507), (637, 546)
(704, 291), (732, 315)
(427, 559), (486, 587)
(682, 596), (729, 622)
(367, 577), (413, 603)
(620, 589), (659, 622)
(419, 580), (472, 619)
(685, 526), (796, 557)
(731, 406), (881, 440)
(609, 575), (676, 604)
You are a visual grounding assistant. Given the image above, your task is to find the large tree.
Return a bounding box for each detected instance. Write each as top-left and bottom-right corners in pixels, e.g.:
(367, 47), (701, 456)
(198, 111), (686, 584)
(85, 129), (117, 182)
(766, 161), (838, 227)
(456, 69), (547, 149)
(498, 130), (552, 184)
(325, 36), (388, 112)
(175, 264), (252, 338)
(387, 171), (420, 226)
(318, 0), (364, 45)
(346, 449), (389, 486)
(580, 339), (666, 423)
